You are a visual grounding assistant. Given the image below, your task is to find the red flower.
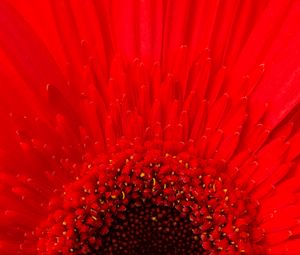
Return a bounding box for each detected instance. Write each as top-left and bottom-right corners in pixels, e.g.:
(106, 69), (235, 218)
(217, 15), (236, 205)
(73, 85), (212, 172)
(0, 1), (299, 254)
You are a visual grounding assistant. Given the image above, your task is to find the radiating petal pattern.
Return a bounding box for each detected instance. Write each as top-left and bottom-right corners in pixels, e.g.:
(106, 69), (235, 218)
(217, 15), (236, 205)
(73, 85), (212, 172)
(0, 1), (299, 254)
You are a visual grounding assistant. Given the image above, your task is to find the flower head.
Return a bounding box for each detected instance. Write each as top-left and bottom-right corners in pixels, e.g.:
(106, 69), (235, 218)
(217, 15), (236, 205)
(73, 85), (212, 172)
(0, 1), (299, 254)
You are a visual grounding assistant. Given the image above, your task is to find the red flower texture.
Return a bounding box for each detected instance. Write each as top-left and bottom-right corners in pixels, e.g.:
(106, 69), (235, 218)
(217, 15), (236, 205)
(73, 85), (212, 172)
(0, 0), (300, 254)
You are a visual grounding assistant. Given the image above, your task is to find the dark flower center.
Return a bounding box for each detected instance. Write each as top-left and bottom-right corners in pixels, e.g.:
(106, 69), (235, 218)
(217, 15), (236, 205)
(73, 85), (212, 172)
(100, 204), (201, 255)
(36, 145), (265, 254)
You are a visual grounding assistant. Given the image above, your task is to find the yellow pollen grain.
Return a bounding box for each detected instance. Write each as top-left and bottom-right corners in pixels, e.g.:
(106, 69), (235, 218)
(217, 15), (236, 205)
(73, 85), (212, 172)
(140, 172), (145, 178)
(164, 184), (167, 189)
(111, 195), (117, 199)
(151, 217), (157, 221)
(225, 196), (229, 201)
(92, 216), (97, 221)
(213, 184), (216, 192)
(223, 188), (228, 193)
(152, 178), (156, 186)
(235, 227), (240, 232)
(179, 159), (183, 164)
(122, 191), (125, 199)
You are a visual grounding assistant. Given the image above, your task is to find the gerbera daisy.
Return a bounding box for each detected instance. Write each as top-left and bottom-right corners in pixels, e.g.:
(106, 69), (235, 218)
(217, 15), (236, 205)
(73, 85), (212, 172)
(0, 0), (299, 254)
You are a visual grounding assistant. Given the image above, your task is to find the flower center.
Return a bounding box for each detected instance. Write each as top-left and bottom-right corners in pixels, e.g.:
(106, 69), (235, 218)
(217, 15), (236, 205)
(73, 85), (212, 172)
(36, 145), (265, 254)
(100, 203), (201, 254)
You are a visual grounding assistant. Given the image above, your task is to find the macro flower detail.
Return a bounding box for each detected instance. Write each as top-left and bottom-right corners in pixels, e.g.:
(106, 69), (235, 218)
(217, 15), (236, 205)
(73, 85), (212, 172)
(0, 1), (300, 255)
(36, 143), (264, 254)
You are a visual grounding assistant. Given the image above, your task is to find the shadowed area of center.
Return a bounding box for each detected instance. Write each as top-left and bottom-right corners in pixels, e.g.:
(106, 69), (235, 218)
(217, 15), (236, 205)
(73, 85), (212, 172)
(99, 202), (202, 255)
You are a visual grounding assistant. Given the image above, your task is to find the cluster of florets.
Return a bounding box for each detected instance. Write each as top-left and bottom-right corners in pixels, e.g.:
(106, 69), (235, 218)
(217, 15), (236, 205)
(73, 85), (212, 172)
(36, 144), (264, 254)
